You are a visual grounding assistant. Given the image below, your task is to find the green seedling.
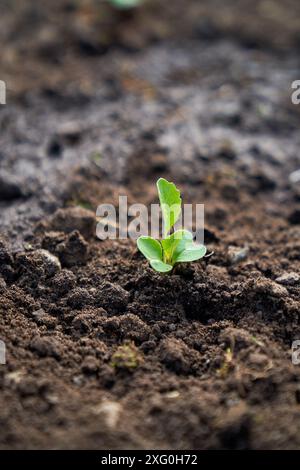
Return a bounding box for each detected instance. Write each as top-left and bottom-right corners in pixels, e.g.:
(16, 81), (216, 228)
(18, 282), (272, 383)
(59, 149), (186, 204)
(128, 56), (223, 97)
(217, 348), (233, 378)
(109, 0), (143, 9)
(111, 342), (142, 370)
(137, 178), (207, 273)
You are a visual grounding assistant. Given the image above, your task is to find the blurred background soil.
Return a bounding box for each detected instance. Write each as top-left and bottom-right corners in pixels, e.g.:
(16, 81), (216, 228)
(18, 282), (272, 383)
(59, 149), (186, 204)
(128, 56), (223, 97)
(1, 0), (300, 96)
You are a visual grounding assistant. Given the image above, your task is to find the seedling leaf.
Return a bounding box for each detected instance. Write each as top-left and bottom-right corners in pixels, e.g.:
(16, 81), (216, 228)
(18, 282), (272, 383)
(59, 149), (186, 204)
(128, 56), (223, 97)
(157, 178), (182, 237)
(173, 244), (207, 263)
(150, 260), (173, 273)
(137, 236), (162, 262)
(161, 229), (193, 263)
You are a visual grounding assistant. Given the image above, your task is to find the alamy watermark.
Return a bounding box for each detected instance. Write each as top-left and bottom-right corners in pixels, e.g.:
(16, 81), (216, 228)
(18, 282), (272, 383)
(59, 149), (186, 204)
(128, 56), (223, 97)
(0, 340), (6, 365)
(0, 80), (6, 105)
(292, 340), (300, 365)
(96, 196), (205, 243)
(291, 80), (300, 105)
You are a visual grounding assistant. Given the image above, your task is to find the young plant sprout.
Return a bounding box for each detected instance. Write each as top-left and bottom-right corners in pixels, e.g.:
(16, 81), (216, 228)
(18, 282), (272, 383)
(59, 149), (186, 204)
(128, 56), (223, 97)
(109, 0), (143, 8)
(137, 178), (207, 273)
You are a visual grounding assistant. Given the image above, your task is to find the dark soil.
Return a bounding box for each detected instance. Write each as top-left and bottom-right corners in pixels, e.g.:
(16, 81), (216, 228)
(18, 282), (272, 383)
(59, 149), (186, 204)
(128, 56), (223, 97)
(1, 0), (300, 450)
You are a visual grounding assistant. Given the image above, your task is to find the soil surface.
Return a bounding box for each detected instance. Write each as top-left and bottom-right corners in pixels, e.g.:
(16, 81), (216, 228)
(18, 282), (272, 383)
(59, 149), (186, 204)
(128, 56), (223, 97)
(1, 0), (300, 450)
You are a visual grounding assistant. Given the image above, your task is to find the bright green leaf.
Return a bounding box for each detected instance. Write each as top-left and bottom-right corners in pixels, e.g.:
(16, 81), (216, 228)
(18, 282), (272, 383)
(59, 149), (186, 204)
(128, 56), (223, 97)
(170, 230), (193, 262)
(174, 244), (207, 263)
(137, 236), (162, 262)
(161, 229), (193, 262)
(157, 178), (182, 237)
(150, 260), (173, 273)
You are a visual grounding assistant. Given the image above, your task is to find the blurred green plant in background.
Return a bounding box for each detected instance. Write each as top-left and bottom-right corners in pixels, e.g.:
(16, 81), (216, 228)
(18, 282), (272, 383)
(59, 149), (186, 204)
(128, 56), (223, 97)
(108, 0), (143, 9)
